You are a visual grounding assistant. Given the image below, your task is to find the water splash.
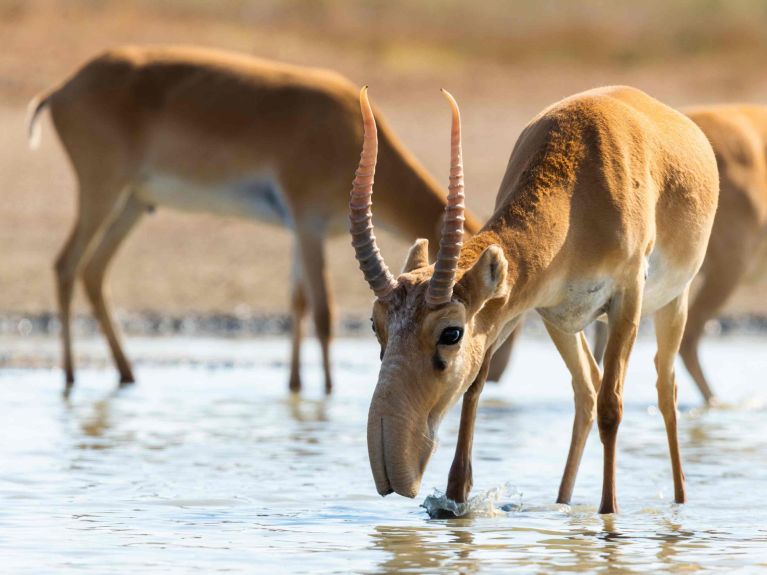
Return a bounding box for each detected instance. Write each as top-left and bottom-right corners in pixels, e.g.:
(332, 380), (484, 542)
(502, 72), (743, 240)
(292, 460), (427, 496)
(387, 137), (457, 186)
(421, 483), (523, 518)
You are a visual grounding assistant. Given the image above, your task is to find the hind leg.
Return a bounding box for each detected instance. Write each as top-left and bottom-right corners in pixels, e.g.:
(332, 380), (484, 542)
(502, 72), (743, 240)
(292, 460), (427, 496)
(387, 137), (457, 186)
(591, 320), (609, 366)
(680, 263), (747, 405)
(294, 225), (333, 394)
(655, 289), (690, 503)
(288, 246), (309, 393)
(56, 181), (129, 394)
(598, 274), (644, 514)
(487, 322), (522, 382)
(545, 323), (601, 504)
(81, 195), (144, 387)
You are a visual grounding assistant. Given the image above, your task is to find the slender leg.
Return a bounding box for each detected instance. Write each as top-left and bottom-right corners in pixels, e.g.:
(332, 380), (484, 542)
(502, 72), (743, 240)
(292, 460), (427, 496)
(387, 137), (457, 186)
(583, 331), (603, 395)
(487, 322), (522, 382)
(544, 322), (601, 504)
(598, 276), (644, 514)
(680, 264), (746, 405)
(56, 183), (128, 394)
(591, 320), (609, 366)
(655, 289), (690, 503)
(294, 226), (334, 394)
(288, 248), (308, 393)
(81, 195), (144, 387)
(445, 356), (492, 503)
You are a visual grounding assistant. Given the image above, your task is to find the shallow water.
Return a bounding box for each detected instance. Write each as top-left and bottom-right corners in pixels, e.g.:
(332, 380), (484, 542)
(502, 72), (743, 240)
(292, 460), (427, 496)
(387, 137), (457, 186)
(1, 335), (767, 574)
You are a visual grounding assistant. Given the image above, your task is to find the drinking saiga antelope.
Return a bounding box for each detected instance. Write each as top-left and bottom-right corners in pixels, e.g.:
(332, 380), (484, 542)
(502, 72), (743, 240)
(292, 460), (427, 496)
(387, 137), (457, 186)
(26, 45), (515, 395)
(352, 86), (718, 513)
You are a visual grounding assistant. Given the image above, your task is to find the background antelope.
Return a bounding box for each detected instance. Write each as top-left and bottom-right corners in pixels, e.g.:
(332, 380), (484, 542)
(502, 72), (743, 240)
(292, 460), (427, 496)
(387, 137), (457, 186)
(26, 45), (505, 395)
(353, 86), (718, 514)
(677, 105), (767, 403)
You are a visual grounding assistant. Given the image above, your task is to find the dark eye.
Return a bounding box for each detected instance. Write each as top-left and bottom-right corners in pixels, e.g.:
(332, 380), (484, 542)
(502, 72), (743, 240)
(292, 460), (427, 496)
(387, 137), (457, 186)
(438, 326), (463, 346)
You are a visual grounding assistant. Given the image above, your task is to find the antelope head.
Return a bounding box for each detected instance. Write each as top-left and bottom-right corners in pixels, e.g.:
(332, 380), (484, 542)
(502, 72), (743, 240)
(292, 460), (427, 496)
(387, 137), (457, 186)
(350, 87), (509, 498)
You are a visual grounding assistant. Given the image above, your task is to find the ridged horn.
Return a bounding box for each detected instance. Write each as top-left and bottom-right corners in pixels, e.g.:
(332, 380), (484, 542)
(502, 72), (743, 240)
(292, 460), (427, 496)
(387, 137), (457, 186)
(426, 89), (466, 307)
(349, 86), (398, 300)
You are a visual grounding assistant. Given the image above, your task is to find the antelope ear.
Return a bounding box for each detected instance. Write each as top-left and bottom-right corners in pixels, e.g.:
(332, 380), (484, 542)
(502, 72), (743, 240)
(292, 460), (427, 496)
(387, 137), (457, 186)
(459, 245), (508, 305)
(401, 238), (430, 273)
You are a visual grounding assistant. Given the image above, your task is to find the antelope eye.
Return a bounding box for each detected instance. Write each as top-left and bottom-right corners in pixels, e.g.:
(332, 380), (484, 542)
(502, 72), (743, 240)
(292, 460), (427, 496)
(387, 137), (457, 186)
(438, 326), (464, 346)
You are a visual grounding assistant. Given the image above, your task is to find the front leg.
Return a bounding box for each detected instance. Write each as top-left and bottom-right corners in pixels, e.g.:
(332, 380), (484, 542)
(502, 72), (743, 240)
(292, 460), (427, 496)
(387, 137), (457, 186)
(544, 322), (601, 505)
(445, 356), (491, 503)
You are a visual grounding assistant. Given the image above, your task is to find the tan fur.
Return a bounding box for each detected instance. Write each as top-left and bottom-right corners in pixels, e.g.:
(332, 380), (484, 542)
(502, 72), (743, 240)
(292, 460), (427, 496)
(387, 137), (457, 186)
(362, 86), (719, 514)
(28, 45), (482, 395)
(588, 105), (767, 403)
(679, 105), (767, 403)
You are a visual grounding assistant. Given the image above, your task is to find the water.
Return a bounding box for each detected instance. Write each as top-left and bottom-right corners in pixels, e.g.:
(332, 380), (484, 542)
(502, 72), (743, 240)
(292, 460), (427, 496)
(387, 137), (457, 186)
(1, 335), (766, 574)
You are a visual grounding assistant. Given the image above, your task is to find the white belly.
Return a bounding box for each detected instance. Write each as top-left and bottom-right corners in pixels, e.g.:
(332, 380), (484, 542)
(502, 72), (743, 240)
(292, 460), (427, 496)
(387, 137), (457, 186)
(537, 278), (614, 333)
(641, 249), (696, 314)
(537, 250), (697, 334)
(135, 172), (293, 228)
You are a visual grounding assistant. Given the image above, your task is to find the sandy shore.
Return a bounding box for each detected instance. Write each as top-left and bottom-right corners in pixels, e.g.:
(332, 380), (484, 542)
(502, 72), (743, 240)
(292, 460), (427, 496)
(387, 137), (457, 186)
(1, 2), (766, 321)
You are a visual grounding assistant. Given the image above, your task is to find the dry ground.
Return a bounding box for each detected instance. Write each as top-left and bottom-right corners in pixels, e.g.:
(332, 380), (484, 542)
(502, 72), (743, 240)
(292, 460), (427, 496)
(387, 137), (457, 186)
(1, 0), (766, 321)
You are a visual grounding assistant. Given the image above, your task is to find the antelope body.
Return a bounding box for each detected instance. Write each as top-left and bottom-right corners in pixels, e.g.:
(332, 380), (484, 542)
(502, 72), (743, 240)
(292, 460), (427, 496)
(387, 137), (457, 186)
(27, 45), (488, 394)
(353, 86), (718, 514)
(679, 105), (767, 402)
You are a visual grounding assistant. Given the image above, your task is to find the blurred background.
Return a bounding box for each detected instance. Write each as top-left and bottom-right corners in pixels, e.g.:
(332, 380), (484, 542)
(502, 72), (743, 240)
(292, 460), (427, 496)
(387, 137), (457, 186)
(2, 0), (767, 332)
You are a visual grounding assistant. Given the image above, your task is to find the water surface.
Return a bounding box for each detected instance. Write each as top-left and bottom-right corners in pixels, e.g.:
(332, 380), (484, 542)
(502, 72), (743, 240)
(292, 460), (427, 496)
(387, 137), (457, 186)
(1, 336), (766, 573)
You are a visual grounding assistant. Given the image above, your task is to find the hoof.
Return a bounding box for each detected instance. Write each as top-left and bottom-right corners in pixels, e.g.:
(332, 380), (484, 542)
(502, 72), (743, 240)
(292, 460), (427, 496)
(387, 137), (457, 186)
(119, 375), (136, 387)
(598, 502), (619, 514)
(422, 493), (469, 519)
(446, 464), (472, 504)
(289, 377), (302, 394)
(445, 487), (470, 506)
(63, 376), (74, 398)
(428, 507), (463, 520)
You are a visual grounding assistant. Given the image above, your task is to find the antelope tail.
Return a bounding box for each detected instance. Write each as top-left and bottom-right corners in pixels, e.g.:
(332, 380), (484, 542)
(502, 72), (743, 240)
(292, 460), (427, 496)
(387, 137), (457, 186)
(26, 92), (52, 150)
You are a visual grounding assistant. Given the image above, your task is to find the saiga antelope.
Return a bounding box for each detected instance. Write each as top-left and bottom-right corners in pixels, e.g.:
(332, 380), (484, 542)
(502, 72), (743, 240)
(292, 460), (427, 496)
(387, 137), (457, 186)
(26, 45), (511, 395)
(352, 86), (718, 513)
(674, 105), (767, 403)
(586, 105), (767, 404)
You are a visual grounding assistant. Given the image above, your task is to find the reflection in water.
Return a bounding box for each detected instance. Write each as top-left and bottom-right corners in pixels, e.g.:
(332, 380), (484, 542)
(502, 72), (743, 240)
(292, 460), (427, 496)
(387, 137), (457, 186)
(371, 512), (709, 574)
(79, 398), (113, 439)
(655, 518), (700, 571)
(594, 516), (631, 573)
(371, 523), (480, 575)
(286, 394), (328, 423)
(1, 337), (767, 573)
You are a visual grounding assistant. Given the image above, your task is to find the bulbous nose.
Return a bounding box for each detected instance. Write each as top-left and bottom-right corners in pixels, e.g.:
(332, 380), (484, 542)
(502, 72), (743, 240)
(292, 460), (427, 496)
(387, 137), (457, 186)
(367, 409), (435, 499)
(367, 343), (437, 498)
